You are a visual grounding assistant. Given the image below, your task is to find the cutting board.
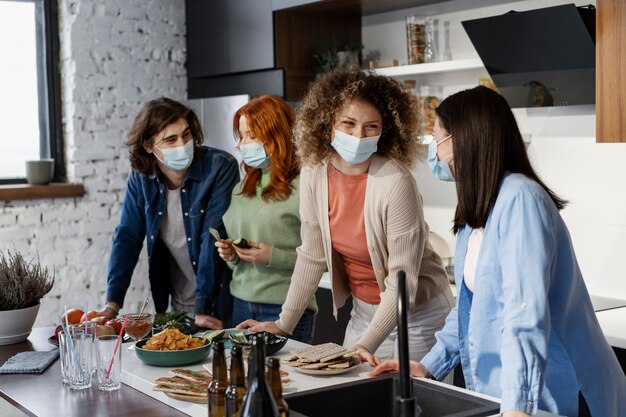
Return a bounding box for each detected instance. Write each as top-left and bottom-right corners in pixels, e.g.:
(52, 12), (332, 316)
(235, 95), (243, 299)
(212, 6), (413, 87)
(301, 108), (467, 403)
(164, 392), (207, 404)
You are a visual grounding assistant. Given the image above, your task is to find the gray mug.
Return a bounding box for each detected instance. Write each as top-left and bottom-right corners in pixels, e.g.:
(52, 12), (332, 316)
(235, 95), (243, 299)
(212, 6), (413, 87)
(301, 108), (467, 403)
(25, 159), (54, 185)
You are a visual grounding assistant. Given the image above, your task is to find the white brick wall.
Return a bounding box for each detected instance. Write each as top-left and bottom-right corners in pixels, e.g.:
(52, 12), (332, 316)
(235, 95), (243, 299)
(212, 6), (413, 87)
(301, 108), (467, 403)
(0, 0), (187, 325)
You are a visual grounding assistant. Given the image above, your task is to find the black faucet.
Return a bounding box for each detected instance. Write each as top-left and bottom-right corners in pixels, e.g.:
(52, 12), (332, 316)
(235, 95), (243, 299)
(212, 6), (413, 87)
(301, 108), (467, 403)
(396, 270), (422, 417)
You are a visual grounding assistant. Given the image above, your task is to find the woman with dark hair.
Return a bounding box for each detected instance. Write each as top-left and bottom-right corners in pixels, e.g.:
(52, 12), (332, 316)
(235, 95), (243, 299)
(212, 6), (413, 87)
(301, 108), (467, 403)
(370, 86), (626, 417)
(99, 97), (240, 330)
(238, 68), (454, 365)
(214, 95), (317, 343)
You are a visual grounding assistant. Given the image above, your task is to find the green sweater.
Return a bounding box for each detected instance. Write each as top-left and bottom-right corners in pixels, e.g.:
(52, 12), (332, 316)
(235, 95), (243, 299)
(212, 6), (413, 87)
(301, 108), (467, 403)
(222, 171), (317, 312)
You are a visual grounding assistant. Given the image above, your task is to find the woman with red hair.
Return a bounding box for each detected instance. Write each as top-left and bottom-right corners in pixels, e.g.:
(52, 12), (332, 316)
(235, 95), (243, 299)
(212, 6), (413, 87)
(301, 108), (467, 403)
(215, 95), (317, 343)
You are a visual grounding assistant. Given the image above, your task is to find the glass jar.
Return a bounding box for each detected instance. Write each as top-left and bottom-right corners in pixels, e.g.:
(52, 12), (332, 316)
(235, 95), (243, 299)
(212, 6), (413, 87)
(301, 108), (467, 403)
(418, 85), (443, 136)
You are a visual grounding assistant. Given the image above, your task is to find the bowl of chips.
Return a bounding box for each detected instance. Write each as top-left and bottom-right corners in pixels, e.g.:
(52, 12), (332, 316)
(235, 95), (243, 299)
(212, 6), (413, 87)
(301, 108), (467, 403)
(134, 328), (211, 366)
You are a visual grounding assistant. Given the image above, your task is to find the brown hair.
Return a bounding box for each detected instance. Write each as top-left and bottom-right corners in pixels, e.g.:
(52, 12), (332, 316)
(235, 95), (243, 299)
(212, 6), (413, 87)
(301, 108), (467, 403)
(126, 98), (204, 175)
(435, 86), (567, 233)
(294, 67), (422, 167)
(233, 95), (299, 201)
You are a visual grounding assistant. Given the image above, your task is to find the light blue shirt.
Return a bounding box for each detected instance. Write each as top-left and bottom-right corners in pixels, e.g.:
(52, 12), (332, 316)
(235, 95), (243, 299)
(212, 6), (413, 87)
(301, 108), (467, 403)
(421, 173), (626, 416)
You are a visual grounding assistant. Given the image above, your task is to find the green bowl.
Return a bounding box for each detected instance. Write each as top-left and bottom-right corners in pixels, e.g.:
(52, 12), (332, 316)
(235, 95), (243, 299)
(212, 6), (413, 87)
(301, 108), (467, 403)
(228, 331), (288, 356)
(134, 338), (211, 366)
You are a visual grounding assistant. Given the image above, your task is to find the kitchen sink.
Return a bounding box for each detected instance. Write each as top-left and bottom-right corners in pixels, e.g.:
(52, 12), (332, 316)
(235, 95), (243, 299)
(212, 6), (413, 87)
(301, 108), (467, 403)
(285, 374), (500, 417)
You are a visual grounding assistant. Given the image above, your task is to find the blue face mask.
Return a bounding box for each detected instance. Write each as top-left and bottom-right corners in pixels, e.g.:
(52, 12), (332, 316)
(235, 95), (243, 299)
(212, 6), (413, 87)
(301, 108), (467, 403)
(240, 142), (270, 169)
(331, 129), (380, 165)
(427, 135), (455, 182)
(155, 140), (194, 171)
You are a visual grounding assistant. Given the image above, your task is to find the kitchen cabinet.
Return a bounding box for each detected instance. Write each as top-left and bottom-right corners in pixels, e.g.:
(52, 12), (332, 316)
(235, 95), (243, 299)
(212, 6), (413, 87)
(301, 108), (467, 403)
(596, 0), (625, 142)
(312, 287), (352, 345)
(274, 2), (361, 101)
(186, 0), (273, 78)
(185, 0), (276, 98)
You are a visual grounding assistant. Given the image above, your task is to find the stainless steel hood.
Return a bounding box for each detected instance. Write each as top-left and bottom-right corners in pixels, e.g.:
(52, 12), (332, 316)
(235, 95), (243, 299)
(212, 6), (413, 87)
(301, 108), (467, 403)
(462, 4), (595, 108)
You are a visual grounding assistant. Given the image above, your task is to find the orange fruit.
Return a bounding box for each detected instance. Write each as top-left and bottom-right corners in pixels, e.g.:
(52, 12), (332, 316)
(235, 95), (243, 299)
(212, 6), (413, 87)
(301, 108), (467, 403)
(61, 308), (84, 325)
(80, 310), (100, 323)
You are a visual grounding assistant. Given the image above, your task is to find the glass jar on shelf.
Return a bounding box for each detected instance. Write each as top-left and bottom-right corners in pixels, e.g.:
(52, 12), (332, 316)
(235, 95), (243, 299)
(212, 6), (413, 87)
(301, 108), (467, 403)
(418, 85), (443, 136)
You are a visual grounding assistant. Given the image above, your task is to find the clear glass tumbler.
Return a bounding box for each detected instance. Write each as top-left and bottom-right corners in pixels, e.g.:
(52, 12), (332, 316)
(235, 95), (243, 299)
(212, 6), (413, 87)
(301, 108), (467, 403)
(67, 332), (94, 390)
(96, 334), (122, 391)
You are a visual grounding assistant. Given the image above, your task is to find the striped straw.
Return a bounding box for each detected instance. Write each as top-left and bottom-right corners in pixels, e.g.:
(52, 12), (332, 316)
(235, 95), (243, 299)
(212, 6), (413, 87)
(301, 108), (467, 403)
(57, 313), (85, 379)
(105, 313), (129, 381)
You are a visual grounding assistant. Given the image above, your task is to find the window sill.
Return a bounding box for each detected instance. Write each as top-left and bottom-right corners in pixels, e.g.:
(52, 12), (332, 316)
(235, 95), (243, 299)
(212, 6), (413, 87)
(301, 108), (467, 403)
(0, 183), (85, 202)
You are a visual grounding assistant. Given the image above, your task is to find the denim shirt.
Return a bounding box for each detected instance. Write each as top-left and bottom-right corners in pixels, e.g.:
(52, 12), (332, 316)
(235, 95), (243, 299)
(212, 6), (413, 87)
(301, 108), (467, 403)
(106, 146), (240, 320)
(421, 173), (626, 417)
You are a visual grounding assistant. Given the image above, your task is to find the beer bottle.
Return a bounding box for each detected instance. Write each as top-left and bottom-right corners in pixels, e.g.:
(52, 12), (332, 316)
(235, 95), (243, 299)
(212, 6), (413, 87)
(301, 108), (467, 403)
(208, 340), (228, 417)
(267, 357), (289, 417)
(226, 344), (247, 417)
(240, 334), (279, 417)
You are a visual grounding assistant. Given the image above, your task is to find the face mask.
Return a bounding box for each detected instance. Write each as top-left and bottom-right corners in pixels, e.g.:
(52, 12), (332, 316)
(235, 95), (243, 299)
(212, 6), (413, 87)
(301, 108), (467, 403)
(155, 140), (194, 171)
(331, 129), (380, 165)
(427, 135), (455, 182)
(240, 142), (270, 169)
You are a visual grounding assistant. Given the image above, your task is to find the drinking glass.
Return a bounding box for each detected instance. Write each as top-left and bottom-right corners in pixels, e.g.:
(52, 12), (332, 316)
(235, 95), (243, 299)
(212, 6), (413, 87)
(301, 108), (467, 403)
(70, 322), (97, 375)
(58, 332), (70, 384)
(67, 332), (94, 390)
(96, 334), (122, 391)
(124, 313), (153, 342)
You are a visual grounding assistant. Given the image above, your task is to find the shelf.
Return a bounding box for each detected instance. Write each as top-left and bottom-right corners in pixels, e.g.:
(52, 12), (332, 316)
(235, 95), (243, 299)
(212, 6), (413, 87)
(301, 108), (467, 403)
(373, 58), (484, 77)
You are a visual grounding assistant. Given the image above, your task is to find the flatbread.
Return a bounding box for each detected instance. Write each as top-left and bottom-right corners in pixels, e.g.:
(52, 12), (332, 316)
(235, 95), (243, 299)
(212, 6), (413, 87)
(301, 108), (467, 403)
(169, 368), (211, 383)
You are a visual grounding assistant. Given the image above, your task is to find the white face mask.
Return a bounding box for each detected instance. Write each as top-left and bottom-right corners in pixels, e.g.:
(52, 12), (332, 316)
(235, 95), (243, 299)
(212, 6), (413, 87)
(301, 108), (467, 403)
(240, 142), (270, 169)
(154, 140), (194, 171)
(331, 129), (380, 165)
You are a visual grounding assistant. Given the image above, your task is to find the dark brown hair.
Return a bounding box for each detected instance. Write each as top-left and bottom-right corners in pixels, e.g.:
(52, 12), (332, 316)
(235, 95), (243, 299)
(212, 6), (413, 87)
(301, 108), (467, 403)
(126, 97), (204, 175)
(294, 67), (422, 167)
(436, 86), (567, 233)
(233, 95), (299, 201)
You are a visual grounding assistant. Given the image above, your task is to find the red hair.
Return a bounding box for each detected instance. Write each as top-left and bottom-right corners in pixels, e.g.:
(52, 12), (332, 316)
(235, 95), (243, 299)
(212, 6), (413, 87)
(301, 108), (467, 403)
(233, 95), (299, 201)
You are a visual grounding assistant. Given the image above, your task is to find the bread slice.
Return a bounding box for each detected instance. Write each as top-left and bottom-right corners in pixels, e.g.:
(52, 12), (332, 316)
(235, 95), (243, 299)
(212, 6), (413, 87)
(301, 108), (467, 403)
(153, 382), (207, 397)
(169, 368), (211, 383)
(155, 376), (208, 390)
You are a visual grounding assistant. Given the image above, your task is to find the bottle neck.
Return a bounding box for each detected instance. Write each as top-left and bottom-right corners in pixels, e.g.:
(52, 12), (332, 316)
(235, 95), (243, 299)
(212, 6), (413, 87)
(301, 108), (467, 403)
(229, 350), (245, 386)
(212, 344), (228, 383)
(249, 340), (267, 387)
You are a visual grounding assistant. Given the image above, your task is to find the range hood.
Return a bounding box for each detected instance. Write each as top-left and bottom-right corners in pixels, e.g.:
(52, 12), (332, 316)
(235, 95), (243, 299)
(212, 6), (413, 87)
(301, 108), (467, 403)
(462, 4), (595, 108)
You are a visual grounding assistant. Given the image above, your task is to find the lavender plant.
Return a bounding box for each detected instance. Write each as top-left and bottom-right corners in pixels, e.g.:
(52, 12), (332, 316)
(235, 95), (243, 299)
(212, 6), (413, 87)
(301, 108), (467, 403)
(0, 250), (54, 311)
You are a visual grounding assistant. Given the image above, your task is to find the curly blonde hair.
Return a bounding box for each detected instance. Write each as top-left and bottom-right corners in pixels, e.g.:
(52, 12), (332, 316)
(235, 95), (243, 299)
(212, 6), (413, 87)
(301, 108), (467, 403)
(294, 67), (423, 167)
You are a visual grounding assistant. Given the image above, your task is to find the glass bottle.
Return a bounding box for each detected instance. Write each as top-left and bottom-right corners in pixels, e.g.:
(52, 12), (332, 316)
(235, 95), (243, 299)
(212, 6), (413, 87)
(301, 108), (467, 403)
(226, 344), (247, 417)
(240, 334), (279, 417)
(424, 17), (438, 63)
(209, 340), (228, 417)
(267, 358), (289, 417)
(442, 21), (453, 61)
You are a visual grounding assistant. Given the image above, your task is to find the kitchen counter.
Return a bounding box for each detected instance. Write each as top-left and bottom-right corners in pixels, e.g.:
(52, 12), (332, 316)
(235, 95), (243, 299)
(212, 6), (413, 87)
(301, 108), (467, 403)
(596, 307), (626, 349)
(0, 327), (568, 417)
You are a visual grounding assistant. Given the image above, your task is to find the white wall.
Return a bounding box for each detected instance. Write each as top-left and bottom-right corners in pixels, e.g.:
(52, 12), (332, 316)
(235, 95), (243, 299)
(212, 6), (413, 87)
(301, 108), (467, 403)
(364, 0), (626, 299)
(0, 0), (187, 326)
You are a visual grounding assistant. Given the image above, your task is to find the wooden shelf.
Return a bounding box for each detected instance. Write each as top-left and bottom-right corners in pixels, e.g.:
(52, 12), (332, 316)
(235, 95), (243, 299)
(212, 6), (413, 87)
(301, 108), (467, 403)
(373, 58), (484, 77)
(0, 183), (85, 202)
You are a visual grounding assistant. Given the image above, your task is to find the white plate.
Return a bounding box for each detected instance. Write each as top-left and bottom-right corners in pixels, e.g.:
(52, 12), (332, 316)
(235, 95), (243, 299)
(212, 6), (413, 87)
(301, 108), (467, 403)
(291, 357), (360, 376)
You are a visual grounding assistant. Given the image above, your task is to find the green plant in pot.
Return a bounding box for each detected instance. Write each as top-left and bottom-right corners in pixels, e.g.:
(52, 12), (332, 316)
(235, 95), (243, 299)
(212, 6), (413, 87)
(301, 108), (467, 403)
(0, 250), (54, 345)
(313, 43), (364, 80)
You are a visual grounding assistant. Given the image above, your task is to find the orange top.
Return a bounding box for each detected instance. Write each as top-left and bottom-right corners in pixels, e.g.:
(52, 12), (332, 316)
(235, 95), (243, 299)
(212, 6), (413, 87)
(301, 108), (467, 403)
(328, 164), (380, 304)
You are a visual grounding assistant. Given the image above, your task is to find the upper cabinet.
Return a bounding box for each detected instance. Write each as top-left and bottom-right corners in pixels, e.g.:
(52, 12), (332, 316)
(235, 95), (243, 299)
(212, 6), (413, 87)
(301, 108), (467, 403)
(596, 0), (625, 143)
(186, 0), (274, 78)
(186, 0), (280, 99)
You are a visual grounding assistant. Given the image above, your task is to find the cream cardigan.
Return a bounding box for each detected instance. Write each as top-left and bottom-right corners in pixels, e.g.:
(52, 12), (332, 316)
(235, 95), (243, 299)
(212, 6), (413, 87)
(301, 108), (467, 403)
(276, 155), (451, 352)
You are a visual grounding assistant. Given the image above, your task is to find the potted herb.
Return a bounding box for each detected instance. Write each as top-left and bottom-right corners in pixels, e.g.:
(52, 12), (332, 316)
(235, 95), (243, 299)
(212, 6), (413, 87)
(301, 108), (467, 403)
(0, 250), (54, 345)
(313, 43), (364, 79)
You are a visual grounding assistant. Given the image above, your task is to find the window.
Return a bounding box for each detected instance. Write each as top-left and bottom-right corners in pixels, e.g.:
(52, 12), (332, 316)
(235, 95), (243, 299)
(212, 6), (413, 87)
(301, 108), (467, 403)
(0, 0), (62, 184)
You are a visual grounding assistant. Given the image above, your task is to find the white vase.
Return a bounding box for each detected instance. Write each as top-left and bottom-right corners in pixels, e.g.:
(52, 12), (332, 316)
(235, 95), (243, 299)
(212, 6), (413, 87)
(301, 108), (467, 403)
(0, 303), (40, 345)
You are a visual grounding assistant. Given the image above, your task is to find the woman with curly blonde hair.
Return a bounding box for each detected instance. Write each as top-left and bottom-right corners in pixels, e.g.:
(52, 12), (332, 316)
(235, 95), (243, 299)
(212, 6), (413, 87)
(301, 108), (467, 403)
(240, 68), (454, 367)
